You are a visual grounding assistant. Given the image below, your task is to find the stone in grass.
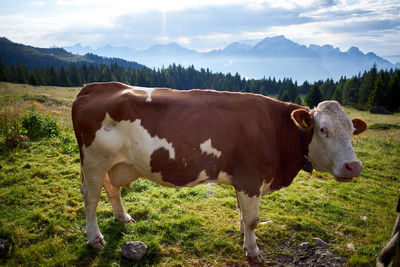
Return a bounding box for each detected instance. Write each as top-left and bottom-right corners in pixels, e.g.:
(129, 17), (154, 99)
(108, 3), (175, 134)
(0, 239), (11, 258)
(121, 241), (148, 260)
(312, 237), (327, 246)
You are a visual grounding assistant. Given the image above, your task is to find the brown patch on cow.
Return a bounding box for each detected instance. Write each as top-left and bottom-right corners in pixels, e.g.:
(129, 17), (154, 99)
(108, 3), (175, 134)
(72, 82), (313, 196)
(249, 217), (259, 230)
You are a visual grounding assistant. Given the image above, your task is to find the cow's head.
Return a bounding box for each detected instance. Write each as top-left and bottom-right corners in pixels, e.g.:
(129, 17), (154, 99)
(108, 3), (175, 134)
(291, 101), (367, 182)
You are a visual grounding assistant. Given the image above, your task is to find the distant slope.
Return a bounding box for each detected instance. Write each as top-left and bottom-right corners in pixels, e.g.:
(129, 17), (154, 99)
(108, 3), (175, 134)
(0, 37), (145, 70)
(65, 36), (398, 82)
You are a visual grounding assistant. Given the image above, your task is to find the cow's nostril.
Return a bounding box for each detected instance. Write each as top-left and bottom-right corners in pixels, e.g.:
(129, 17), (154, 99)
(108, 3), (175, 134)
(345, 164), (353, 171)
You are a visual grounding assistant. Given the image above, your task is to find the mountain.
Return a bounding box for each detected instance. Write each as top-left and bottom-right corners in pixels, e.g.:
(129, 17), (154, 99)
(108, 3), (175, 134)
(64, 36), (397, 82)
(0, 37), (145, 70)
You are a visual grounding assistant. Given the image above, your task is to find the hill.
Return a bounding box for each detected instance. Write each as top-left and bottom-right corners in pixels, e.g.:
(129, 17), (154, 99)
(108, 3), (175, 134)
(0, 37), (145, 70)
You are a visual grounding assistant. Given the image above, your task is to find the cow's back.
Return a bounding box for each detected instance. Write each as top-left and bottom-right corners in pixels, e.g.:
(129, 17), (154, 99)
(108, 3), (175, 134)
(72, 82), (306, 193)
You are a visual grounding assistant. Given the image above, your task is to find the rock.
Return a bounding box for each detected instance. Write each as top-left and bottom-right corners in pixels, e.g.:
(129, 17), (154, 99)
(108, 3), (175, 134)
(300, 242), (310, 249)
(259, 220), (273, 225)
(346, 243), (355, 251)
(360, 216), (367, 220)
(312, 237), (327, 246)
(121, 241), (148, 260)
(315, 249), (332, 258)
(369, 106), (392, 115)
(0, 239), (10, 258)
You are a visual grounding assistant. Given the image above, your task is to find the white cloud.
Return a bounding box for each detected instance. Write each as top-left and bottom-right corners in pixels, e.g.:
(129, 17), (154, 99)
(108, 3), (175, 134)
(29, 1), (44, 7)
(0, 0), (398, 57)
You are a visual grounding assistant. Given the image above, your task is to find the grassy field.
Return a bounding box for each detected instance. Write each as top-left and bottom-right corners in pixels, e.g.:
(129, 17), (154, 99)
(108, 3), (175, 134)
(0, 82), (399, 266)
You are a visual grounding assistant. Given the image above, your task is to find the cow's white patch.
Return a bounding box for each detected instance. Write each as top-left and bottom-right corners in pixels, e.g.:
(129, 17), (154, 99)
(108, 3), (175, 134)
(186, 170), (208, 187)
(184, 170), (233, 187)
(260, 179), (273, 196)
(82, 114), (176, 186)
(131, 86), (155, 102)
(217, 171), (233, 185)
(200, 138), (222, 158)
(236, 190), (261, 258)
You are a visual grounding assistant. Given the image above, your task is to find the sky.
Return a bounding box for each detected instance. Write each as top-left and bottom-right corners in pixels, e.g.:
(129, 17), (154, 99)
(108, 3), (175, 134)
(1, 0), (399, 62)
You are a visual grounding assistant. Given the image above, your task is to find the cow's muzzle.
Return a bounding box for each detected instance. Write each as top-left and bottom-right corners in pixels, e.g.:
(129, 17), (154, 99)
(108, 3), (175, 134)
(335, 161), (362, 182)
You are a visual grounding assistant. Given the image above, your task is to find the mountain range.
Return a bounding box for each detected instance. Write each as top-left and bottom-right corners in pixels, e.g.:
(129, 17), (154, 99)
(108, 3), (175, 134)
(0, 37), (144, 70)
(0, 36), (398, 83)
(65, 36), (399, 82)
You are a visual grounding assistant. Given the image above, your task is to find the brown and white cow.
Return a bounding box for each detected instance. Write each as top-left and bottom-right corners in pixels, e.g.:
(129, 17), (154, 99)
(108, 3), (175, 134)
(72, 82), (367, 263)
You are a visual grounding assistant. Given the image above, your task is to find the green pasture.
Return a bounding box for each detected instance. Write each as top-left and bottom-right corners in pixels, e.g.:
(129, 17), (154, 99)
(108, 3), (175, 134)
(0, 82), (399, 266)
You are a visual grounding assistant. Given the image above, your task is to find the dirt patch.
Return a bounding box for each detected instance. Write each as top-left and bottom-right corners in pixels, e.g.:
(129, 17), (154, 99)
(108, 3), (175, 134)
(261, 239), (347, 266)
(23, 94), (72, 106)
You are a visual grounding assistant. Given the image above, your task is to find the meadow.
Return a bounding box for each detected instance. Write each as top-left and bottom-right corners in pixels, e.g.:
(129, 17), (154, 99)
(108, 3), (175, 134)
(0, 82), (399, 266)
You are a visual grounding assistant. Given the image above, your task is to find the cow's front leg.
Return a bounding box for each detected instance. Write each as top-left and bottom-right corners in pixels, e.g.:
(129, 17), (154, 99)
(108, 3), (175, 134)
(81, 168), (106, 249)
(236, 190), (263, 264)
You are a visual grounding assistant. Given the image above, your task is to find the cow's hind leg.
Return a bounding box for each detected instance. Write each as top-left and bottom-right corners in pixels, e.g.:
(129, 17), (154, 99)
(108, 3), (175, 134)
(103, 172), (135, 223)
(236, 190), (263, 264)
(81, 167), (106, 249)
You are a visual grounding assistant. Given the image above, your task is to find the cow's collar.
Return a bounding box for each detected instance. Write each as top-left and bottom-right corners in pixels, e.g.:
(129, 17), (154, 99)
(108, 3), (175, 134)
(301, 131), (313, 173)
(300, 109), (313, 174)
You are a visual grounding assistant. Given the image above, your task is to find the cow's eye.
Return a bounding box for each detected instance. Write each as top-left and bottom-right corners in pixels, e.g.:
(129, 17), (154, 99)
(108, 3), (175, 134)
(320, 127), (328, 137)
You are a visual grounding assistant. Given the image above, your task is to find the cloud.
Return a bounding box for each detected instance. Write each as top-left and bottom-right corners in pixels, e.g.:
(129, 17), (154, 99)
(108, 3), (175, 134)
(29, 1), (45, 7)
(0, 0), (398, 57)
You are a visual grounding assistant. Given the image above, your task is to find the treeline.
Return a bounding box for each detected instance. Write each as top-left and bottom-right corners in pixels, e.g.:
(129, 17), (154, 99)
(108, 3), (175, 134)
(0, 58), (306, 97)
(0, 58), (399, 111)
(305, 65), (400, 111)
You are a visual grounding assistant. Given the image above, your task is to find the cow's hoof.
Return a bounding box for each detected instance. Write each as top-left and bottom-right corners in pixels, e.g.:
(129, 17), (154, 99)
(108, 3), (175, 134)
(247, 254), (263, 266)
(88, 236), (106, 249)
(115, 214), (136, 224)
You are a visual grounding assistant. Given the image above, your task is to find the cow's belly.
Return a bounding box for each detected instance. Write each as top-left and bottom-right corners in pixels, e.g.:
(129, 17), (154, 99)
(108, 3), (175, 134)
(89, 113), (233, 188)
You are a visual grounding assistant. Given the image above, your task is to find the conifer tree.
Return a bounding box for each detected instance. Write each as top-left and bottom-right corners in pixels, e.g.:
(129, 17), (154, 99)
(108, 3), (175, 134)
(28, 73), (39, 85)
(368, 71), (385, 107)
(385, 71), (400, 110)
(358, 64), (377, 107)
(305, 84), (322, 108)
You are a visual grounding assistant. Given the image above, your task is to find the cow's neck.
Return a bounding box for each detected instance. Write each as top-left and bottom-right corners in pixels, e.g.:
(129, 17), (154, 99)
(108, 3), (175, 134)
(269, 102), (313, 191)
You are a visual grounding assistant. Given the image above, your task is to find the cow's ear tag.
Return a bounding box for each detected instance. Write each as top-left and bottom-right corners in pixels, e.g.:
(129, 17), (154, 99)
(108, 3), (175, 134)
(302, 118), (309, 128)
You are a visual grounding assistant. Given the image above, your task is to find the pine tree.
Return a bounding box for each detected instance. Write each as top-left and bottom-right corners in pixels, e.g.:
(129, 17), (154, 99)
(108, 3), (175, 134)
(295, 95), (302, 105)
(280, 91), (290, 102)
(368, 71), (385, 107)
(16, 62), (29, 84)
(333, 83), (344, 104)
(48, 66), (58, 85)
(286, 80), (298, 102)
(358, 64), (377, 107)
(28, 73), (39, 85)
(385, 71), (400, 110)
(58, 66), (71, 86)
(0, 58), (9, 81)
(305, 84), (322, 108)
(69, 64), (82, 86)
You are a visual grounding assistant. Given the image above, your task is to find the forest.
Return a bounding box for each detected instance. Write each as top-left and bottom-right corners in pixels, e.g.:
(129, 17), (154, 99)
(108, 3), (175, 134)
(0, 58), (399, 111)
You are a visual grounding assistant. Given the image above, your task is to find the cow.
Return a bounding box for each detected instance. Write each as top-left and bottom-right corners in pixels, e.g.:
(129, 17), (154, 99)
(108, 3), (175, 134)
(71, 82), (367, 264)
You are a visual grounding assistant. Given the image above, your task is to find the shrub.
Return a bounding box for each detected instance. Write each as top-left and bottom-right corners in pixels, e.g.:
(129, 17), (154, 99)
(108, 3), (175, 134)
(22, 108), (60, 140)
(58, 130), (78, 155)
(0, 106), (28, 149)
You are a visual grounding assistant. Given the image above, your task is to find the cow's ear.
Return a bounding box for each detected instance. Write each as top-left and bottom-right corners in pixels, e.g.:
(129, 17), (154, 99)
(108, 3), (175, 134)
(291, 109), (313, 131)
(352, 118), (367, 135)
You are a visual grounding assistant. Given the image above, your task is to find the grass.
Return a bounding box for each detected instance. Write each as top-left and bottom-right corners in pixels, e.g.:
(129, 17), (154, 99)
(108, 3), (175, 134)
(0, 82), (399, 266)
